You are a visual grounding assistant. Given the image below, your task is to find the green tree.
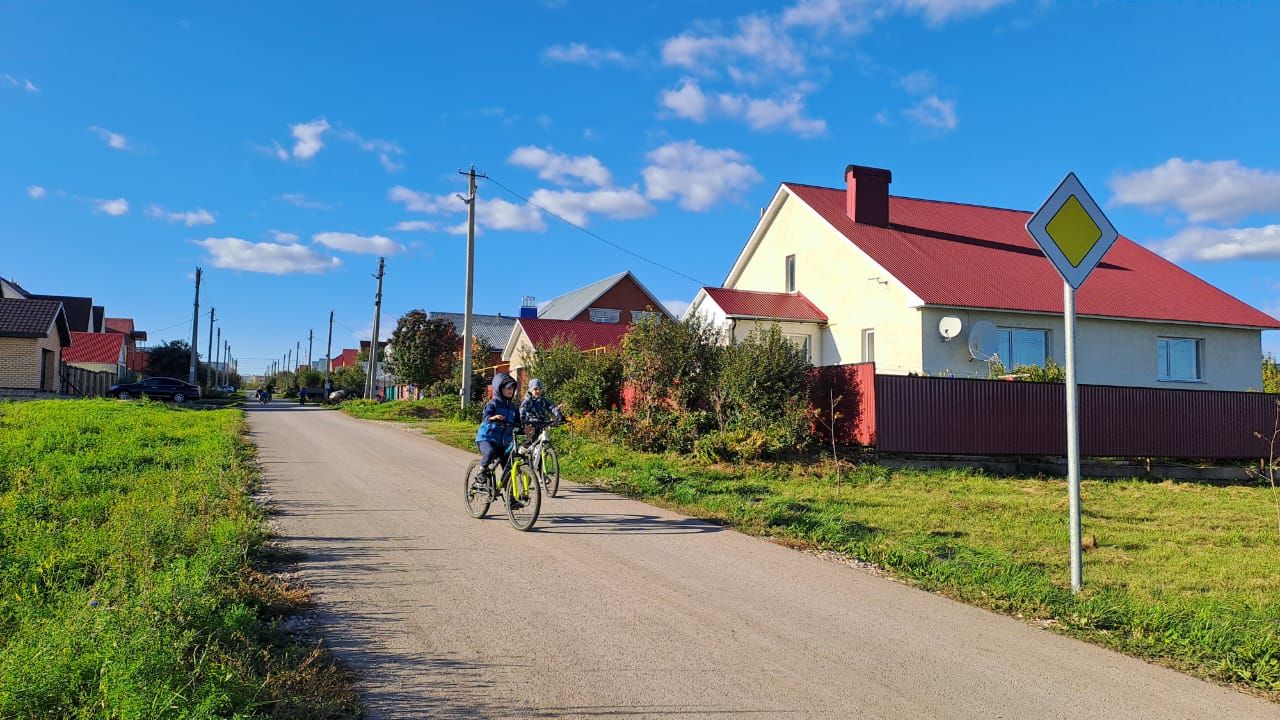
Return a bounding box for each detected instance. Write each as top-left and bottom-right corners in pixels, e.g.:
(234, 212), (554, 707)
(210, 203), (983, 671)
(146, 340), (200, 380)
(331, 365), (366, 396)
(1265, 354), (1280, 394)
(620, 315), (721, 417)
(717, 323), (812, 427)
(296, 368), (323, 389)
(388, 310), (461, 392)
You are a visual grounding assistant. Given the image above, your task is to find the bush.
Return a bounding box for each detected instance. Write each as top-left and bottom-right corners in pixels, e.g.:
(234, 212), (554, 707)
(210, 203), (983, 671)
(526, 342), (623, 414)
(331, 365), (366, 396)
(608, 408), (713, 454)
(693, 427), (770, 463)
(716, 324), (811, 427)
(621, 315), (721, 415)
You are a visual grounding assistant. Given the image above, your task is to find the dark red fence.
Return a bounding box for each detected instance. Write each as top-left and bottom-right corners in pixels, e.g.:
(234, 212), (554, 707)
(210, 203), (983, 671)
(809, 363), (876, 446)
(870, 373), (1279, 459)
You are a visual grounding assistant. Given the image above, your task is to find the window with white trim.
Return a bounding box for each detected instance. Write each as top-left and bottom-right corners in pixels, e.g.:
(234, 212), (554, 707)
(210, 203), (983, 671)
(785, 333), (811, 363)
(995, 327), (1048, 368)
(785, 254), (796, 293)
(588, 307), (622, 323)
(1157, 337), (1202, 381)
(631, 310), (659, 323)
(861, 329), (875, 363)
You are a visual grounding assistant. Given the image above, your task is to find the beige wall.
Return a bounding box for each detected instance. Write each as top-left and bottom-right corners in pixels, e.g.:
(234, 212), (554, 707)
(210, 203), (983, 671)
(920, 306), (1264, 390)
(0, 334), (61, 391)
(67, 361), (120, 376)
(727, 192), (923, 372)
(504, 332), (536, 373)
(690, 298), (824, 364)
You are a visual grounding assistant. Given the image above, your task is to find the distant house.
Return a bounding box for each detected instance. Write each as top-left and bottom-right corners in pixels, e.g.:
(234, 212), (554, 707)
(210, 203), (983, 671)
(0, 298), (71, 393)
(331, 348), (359, 370)
(105, 317), (148, 351)
(689, 163), (1280, 391)
(28, 294), (97, 333)
(537, 271), (672, 324)
(64, 331), (126, 378)
(502, 318), (631, 377)
(426, 311), (516, 370)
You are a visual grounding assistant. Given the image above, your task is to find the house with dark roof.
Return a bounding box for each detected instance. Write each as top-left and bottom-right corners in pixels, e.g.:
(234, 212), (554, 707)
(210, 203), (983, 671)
(0, 298), (71, 392)
(689, 163), (1280, 391)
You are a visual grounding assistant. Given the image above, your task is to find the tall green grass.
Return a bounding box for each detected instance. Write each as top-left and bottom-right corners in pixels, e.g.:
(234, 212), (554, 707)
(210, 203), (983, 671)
(0, 400), (357, 719)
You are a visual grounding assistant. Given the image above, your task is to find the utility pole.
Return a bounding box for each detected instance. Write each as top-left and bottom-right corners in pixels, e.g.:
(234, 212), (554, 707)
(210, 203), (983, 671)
(188, 269), (202, 386)
(307, 328), (314, 369)
(214, 326), (221, 387)
(325, 310), (334, 388)
(224, 341), (230, 386)
(295, 341), (300, 372)
(286, 349), (292, 377)
(367, 256), (386, 400)
(458, 165), (486, 407)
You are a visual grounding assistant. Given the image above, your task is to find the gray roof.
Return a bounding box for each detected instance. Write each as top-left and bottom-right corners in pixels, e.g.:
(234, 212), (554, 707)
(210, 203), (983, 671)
(426, 312), (516, 351)
(0, 298), (70, 345)
(537, 272), (632, 321)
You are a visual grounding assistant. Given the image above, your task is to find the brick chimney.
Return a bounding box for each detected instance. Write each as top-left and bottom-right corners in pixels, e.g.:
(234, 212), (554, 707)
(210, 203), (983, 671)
(845, 164), (892, 227)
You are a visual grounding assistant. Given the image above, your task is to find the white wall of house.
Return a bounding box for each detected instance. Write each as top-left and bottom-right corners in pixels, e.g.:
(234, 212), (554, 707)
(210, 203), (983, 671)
(919, 306), (1264, 390)
(727, 191), (923, 372)
(504, 332), (536, 373)
(689, 299), (824, 364)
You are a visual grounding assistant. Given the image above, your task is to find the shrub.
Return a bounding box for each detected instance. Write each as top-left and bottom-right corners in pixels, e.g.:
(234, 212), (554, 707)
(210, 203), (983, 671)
(693, 427), (770, 463)
(716, 323), (812, 427)
(621, 315), (721, 416)
(526, 341), (623, 414)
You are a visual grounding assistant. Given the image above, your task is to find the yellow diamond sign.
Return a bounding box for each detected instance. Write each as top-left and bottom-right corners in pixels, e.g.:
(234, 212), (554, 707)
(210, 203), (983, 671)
(1026, 173), (1118, 289)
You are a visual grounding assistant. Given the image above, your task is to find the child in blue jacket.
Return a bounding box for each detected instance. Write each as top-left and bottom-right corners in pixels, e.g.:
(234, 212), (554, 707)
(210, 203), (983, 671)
(475, 372), (520, 478)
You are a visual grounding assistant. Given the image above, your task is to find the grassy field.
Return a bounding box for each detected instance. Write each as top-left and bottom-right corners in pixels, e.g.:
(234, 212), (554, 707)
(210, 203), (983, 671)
(0, 399), (358, 719)
(341, 398), (1280, 697)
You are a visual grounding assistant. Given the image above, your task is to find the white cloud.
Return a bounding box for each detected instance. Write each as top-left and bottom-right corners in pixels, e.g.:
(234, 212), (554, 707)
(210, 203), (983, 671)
(147, 205), (216, 227)
(662, 15), (805, 77)
(279, 192), (331, 210)
(289, 118), (329, 159)
(388, 186), (546, 232)
(393, 220), (437, 232)
(662, 298), (692, 318)
(904, 95), (957, 131)
(660, 78), (826, 137)
(2, 73), (38, 92)
(528, 187), (654, 226)
(1155, 225), (1280, 262)
(781, 0), (878, 34)
(543, 43), (629, 67)
(899, 0), (1014, 26)
(26, 185), (46, 199)
(95, 198), (129, 216)
(89, 126), (129, 150)
(507, 145), (613, 186)
(897, 70), (936, 94)
(335, 128), (405, 172)
(642, 140), (762, 211)
(313, 231), (405, 255)
(194, 237), (342, 274)
(271, 230), (299, 243)
(1110, 159), (1280, 224)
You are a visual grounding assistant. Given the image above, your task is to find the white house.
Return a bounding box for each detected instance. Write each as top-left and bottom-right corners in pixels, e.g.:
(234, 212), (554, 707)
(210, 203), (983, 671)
(688, 163), (1280, 391)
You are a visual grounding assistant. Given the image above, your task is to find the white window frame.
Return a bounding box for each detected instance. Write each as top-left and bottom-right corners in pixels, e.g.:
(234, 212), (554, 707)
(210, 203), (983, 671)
(587, 307), (622, 323)
(631, 310), (658, 323)
(785, 254), (796, 293)
(1157, 337), (1202, 382)
(785, 333), (811, 363)
(995, 327), (1049, 368)
(861, 328), (875, 363)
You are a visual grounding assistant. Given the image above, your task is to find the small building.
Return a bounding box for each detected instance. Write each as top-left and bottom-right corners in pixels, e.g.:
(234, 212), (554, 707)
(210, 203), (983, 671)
(331, 348), (359, 370)
(687, 287), (829, 364)
(64, 331), (127, 378)
(537, 271), (672, 325)
(502, 318), (631, 377)
(697, 163), (1280, 391)
(0, 298), (71, 393)
(426, 311), (517, 370)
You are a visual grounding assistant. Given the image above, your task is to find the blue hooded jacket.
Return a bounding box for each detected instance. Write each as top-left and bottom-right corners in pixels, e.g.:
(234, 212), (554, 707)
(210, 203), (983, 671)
(475, 372), (519, 445)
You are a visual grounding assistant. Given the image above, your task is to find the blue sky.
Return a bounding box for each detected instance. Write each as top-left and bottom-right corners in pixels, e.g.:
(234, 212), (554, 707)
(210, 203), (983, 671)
(3, 1), (1279, 374)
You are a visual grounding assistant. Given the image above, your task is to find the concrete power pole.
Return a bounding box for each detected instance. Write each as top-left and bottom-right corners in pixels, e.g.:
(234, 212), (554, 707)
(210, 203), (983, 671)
(366, 257), (386, 400)
(459, 165), (486, 407)
(295, 341), (300, 373)
(223, 341), (230, 386)
(188, 269), (202, 386)
(307, 328), (314, 369)
(214, 326), (221, 387)
(325, 310), (334, 387)
(205, 306), (216, 390)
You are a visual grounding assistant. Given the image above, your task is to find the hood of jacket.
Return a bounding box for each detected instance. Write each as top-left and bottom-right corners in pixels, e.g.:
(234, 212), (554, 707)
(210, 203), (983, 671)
(491, 372), (516, 398)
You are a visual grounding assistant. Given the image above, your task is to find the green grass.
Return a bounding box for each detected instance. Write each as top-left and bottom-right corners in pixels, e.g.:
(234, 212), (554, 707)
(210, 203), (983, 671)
(0, 400), (359, 719)
(340, 400), (1280, 696)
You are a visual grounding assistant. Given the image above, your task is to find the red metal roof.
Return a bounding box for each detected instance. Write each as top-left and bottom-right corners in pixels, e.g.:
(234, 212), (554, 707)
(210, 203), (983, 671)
(784, 183), (1280, 329)
(105, 317), (134, 334)
(64, 331), (124, 364)
(518, 318), (630, 352)
(703, 287), (828, 322)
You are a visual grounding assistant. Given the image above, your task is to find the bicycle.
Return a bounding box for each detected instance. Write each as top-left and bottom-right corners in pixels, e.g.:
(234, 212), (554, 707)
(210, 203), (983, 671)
(463, 423), (542, 531)
(525, 414), (562, 499)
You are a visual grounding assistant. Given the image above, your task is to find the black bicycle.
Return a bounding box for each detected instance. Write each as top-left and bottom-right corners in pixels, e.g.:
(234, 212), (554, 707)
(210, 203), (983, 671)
(463, 423), (541, 531)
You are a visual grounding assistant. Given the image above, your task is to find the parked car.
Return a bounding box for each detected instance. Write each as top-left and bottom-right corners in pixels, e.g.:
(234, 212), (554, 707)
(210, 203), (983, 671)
(108, 377), (202, 403)
(215, 384), (237, 394)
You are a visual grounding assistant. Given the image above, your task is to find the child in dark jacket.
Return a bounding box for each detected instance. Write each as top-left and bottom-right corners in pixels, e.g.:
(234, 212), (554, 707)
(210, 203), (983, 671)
(474, 372), (520, 477)
(519, 378), (557, 427)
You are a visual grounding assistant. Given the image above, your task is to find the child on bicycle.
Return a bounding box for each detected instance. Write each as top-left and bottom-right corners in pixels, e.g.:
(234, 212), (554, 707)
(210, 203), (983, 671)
(475, 372), (520, 480)
(519, 378), (559, 430)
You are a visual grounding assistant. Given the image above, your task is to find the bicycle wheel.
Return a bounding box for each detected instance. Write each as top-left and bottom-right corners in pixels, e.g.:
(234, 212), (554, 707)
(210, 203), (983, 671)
(541, 447), (560, 498)
(463, 460), (491, 519)
(505, 464), (541, 531)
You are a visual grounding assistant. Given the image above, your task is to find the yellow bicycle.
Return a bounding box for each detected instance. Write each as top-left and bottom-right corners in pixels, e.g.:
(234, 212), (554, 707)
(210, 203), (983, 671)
(463, 427), (541, 531)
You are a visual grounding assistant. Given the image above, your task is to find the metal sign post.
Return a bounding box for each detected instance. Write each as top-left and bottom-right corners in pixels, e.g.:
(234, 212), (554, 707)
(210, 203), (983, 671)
(1026, 172), (1118, 594)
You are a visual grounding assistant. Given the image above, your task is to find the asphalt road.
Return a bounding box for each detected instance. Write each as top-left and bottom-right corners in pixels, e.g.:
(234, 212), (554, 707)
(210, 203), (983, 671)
(248, 401), (1279, 720)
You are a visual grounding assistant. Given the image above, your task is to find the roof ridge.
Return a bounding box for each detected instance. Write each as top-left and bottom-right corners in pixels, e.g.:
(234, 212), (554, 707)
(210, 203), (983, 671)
(782, 181), (1032, 215)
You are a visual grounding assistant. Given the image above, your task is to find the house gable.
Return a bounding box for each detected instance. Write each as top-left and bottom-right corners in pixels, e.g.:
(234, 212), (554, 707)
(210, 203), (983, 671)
(539, 271), (673, 324)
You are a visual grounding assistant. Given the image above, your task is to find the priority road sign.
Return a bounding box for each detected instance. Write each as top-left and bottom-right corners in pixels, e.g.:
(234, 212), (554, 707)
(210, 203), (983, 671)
(1025, 172), (1119, 290)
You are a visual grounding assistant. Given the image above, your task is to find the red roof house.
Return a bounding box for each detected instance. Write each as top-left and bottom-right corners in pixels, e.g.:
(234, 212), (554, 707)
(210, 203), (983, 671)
(502, 318), (632, 374)
(331, 348), (359, 370)
(64, 331), (126, 376)
(695, 163), (1279, 390)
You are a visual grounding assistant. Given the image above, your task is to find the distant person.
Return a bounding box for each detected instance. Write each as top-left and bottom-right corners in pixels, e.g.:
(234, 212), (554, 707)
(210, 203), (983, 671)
(299, 387), (308, 405)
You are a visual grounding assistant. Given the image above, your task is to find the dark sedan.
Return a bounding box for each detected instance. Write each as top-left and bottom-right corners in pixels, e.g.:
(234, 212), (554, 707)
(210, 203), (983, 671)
(108, 377), (202, 403)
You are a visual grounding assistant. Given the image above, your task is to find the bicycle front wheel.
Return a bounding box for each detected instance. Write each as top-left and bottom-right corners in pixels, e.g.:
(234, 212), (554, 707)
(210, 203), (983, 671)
(463, 460), (491, 519)
(541, 447), (560, 498)
(505, 464), (541, 531)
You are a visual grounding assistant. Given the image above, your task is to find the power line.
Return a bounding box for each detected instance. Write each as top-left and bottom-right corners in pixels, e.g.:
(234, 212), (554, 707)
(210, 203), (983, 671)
(480, 174), (708, 288)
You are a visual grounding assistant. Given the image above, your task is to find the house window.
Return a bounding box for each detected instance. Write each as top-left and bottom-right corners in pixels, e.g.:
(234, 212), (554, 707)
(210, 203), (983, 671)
(631, 310), (659, 323)
(861, 329), (875, 363)
(785, 254), (796, 293)
(785, 333), (811, 363)
(995, 327), (1048, 367)
(588, 308), (621, 323)
(1157, 338), (1202, 381)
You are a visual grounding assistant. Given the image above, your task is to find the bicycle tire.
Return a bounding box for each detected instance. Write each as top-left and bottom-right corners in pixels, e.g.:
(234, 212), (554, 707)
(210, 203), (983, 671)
(541, 447), (560, 498)
(463, 460), (491, 519)
(505, 464), (541, 531)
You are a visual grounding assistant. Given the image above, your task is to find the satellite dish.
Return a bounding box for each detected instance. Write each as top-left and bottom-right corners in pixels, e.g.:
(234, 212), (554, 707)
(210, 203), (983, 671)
(939, 315), (962, 342)
(968, 321), (999, 362)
